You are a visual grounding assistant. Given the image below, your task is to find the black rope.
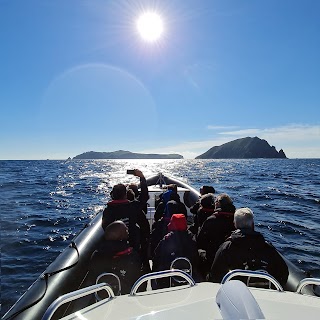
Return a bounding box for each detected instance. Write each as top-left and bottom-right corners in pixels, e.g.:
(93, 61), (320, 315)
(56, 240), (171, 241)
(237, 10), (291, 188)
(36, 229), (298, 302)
(4, 241), (80, 320)
(45, 241), (80, 277)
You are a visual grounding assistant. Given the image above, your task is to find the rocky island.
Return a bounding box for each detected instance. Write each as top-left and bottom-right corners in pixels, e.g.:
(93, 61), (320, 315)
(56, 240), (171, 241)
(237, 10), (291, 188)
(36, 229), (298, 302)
(196, 137), (287, 159)
(73, 150), (183, 159)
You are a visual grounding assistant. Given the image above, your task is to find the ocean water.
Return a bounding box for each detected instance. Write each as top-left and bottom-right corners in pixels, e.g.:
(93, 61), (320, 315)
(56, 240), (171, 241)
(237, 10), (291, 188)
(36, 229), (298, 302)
(1, 159), (319, 316)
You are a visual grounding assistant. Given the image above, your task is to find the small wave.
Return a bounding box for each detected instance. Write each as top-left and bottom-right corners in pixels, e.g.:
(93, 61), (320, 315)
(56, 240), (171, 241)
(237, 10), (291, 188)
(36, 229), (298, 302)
(50, 190), (72, 197)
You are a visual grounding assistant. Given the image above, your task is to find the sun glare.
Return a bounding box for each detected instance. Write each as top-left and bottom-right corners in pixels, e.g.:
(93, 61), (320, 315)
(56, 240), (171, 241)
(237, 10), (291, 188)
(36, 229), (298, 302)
(136, 12), (164, 42)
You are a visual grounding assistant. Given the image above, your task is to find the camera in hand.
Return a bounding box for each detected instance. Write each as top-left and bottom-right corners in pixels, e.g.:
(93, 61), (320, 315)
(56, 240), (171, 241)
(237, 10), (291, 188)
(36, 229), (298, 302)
(127, 169), (135, 175)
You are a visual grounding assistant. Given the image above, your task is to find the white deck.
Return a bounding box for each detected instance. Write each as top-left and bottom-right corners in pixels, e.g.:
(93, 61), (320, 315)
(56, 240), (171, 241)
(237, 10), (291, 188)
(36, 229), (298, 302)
(60, 282), (320, 320)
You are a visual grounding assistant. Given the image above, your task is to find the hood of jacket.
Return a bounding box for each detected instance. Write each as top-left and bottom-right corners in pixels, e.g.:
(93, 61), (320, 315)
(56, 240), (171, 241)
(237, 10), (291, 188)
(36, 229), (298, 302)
(229, 228), (265, 243)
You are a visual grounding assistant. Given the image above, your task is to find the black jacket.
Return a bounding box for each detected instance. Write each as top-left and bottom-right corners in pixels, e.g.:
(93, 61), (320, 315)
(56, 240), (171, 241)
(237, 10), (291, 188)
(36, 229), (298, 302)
(153, 230), (198, 272)
(197, 211), (235, 266)
(190, 199), (200, 215)
(190, 206), (215, 235)
(208, 228), (289, 286)
(87, 240), (142, 294)
(102, 200), (150, 251)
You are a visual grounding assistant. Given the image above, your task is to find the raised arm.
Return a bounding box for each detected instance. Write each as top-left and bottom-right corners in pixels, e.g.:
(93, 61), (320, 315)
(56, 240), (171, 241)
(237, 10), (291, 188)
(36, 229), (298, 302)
(134, 169), (149, 204)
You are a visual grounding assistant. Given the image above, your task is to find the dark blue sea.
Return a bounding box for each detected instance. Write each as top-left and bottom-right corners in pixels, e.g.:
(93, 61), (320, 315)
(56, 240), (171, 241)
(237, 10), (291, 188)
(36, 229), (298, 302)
(1, 159), (320, 316)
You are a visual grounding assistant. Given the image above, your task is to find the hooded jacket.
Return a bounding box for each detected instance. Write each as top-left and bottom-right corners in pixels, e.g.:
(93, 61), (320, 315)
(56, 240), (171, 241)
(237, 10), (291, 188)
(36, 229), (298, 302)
(208, 228), (289, 286)
(196, 211), (235, 265)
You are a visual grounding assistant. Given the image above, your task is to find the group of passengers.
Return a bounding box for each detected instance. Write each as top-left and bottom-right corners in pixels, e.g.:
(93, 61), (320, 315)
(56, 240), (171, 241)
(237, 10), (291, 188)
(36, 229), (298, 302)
(87, 169), (289, 296)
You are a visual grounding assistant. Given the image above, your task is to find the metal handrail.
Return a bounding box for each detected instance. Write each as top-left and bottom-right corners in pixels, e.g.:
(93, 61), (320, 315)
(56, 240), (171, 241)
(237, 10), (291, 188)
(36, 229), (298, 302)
(170, 257), (192, 287)
(221, 269), (284, 292)
(296, 278), (320, 294)
(130, 269), (196, 296)
(42, 283), (115, 320)
(95, 272), (121, 300)
(170, 257), (192, 275)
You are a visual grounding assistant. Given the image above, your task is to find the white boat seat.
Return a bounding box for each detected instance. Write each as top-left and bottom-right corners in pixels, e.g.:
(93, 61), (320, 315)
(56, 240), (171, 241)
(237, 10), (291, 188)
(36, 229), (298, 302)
(216, 280), (265, 319)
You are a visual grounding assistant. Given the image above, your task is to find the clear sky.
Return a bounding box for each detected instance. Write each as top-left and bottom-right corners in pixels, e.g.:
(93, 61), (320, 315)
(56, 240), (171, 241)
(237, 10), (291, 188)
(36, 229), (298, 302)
(1, 0), (319, 160)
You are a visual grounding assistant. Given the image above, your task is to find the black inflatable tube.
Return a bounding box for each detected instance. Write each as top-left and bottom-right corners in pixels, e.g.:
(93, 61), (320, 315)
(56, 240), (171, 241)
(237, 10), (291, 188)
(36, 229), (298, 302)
(2, 214), (104, 320)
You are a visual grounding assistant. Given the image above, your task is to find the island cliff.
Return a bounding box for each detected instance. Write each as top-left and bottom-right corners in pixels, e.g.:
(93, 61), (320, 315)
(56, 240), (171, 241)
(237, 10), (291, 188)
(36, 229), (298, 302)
(73, 150), (183, 159)
(196, 137), (287, 159)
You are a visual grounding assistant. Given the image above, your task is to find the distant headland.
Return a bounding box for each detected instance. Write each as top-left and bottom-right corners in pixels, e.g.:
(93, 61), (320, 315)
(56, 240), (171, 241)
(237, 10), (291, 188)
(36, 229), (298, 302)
(73, 150), (183, 159)
(196, 137), (287, 159)
(72, 137), (287, 160)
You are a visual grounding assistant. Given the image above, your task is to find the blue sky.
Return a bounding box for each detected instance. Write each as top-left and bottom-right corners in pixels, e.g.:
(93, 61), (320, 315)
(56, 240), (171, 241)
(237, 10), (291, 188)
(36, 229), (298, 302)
(1, 0), (319, 159)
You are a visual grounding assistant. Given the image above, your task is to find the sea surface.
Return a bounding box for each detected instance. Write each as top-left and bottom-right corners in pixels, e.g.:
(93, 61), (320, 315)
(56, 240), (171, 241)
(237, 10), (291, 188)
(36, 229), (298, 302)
(1, 159), (320, 316)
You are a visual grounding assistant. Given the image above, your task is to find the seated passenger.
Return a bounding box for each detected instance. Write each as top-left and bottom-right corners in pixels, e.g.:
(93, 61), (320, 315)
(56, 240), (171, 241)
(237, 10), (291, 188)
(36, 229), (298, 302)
(190, 185), (216, 215)
(196, 193), (236, 277)
(154, 184), (178, 211)
(102, 183), (150, 256)
(87, 221), (143, 294)
(189, 193), (215, 235)
(150, 194), (187, 257)
(152, 214), (199, 288)
(207, 207), (289, 286)
(154, 187), (187, 222)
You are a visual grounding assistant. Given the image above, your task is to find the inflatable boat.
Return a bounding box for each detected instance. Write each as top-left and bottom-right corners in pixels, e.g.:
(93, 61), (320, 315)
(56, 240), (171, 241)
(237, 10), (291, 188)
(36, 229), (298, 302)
(3, 173), (320, 320)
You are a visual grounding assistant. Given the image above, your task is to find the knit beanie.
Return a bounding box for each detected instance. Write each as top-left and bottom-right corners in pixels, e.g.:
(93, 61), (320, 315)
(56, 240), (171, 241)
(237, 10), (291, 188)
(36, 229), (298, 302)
(167, 214), (187, 231)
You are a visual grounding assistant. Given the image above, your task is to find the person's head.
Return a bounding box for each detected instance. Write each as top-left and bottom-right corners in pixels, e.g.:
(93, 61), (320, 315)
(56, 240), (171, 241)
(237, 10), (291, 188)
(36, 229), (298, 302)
(167, 184), (178, 193)
(215, 193), (235, 213)
(166, 199), (182, 217)
(110, 184), (127, 200)
(126, 188), (135, 201)
(200, 193), (215, 209)
(128, 184), (139, 198)
(104, 220), (129, 241)
(167, 214), (187, 232)
(200, 185), (215, 195)
(234, 207), (254, 230)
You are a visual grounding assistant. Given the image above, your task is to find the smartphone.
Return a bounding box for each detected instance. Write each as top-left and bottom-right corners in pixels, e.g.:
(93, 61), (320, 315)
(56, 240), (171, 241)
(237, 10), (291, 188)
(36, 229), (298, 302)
(127, 169), (135, 175)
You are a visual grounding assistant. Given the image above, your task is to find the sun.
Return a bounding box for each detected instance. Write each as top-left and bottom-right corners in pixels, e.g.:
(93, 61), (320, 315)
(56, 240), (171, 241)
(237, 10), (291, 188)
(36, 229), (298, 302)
(136, 12), (164, 42)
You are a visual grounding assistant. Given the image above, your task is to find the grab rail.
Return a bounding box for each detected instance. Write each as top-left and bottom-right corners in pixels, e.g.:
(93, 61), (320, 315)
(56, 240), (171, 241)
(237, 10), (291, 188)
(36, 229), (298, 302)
(42, 283), (115, 320)
(130, 269), (196, 296)
(296, 278), (320, 294)
(170, 257), (192, 287)
(95, 272), (121, 299)
(221, 269), (284, 292)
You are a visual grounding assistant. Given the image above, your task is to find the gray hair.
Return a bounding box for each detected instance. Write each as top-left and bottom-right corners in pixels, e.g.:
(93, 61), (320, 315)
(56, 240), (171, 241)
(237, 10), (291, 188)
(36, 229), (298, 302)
(234, 207), (254, 229)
